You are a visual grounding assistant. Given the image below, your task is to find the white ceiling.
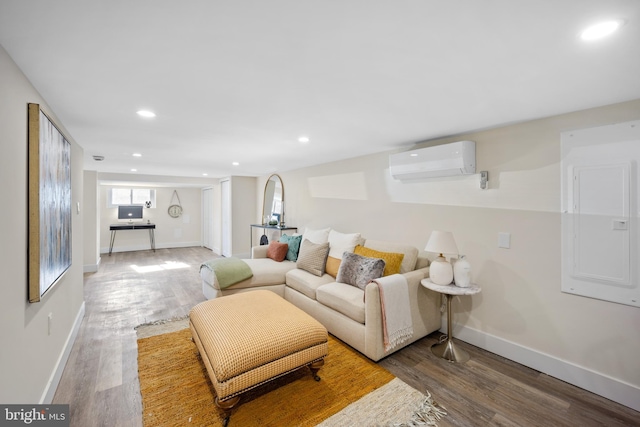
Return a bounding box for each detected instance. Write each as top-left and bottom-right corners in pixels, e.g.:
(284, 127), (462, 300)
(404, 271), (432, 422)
(1, 1), (639, 180)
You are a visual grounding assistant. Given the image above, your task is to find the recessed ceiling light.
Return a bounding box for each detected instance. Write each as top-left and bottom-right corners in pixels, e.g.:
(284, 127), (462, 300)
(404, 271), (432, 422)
(132, 153), (142, 157)
(136, 110), (156, 118)
(410, 153), (418, 157)
(580, 20), (623, 41)
(202, 173), (208, 176)
(298, 136), (310, 143)
(131, 168), (137, 172)
(232, 162), (239, 166)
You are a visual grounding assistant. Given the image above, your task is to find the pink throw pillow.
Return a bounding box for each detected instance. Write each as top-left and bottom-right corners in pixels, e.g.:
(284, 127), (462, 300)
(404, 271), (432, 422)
(267, 241), (289, 262)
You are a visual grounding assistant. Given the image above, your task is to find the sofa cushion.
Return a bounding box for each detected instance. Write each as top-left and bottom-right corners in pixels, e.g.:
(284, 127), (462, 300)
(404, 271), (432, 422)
(336, 252), (385, 290)
(302, 227), (331, 244)
(316, 282), (366, 324)
(267, 241), (289, 262)
(326, 230), (362, 277)
(286, 268), (334, 300)
(354, 245), (404, 276)
(279, 234), (302, 261)
(363, 240), (419, 273)
(296, 239), (330, 277)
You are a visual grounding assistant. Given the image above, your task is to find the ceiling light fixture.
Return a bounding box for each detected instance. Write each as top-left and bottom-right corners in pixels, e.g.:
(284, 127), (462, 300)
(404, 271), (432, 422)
(232, 162), (239, 166)
(580, 20), (623, 41)
(298, 136), (310, 143)
(136, 110), (156, 118)
(132, 153), (142, 157)
(202, 173), (208, 176)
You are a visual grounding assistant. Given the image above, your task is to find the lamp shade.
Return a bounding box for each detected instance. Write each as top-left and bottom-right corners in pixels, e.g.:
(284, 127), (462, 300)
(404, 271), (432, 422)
(425, 231), (458, 256)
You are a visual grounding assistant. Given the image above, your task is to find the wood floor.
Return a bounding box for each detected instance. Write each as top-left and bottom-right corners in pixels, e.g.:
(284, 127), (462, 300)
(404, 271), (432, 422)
(53, 247), (639, 427)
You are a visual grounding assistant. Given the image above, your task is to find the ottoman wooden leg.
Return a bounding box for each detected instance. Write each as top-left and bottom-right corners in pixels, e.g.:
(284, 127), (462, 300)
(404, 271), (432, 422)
(309, 359), (324, 381)
(215, 396), (240, 427)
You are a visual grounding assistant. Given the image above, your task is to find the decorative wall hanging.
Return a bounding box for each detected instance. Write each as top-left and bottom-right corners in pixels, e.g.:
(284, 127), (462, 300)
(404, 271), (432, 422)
(28, 103), (72, 303)
(168, 190), (183, 218)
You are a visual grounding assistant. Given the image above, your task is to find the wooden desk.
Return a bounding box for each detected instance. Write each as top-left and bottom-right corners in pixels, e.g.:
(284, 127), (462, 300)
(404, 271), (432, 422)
(109, 223), (156, 255)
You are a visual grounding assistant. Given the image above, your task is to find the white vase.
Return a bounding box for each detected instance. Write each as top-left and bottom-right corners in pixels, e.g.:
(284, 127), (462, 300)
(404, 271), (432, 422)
(453, 255), (471, 287)
(429, 256), (453, 285)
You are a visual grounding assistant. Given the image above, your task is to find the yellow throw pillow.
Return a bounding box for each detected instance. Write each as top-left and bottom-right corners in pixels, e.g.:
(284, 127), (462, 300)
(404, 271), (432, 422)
(325, 256), (341, 278)
(354, 245), (404, 276)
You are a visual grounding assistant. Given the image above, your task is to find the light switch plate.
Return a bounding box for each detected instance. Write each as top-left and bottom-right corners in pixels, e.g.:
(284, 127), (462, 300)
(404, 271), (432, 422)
(498, 232), (511, 249)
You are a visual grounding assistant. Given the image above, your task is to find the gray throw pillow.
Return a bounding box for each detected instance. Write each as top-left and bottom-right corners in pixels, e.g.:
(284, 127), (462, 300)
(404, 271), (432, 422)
(296, 239), (330, 277)
(336, 252), (386, 290)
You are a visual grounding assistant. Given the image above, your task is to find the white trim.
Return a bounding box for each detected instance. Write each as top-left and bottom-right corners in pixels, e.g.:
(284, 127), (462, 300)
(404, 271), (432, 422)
(100, 241), (202, 254)
(83, 256), (101, 273)
(40, 302), (86, 404)
(448, 323), (640, 412)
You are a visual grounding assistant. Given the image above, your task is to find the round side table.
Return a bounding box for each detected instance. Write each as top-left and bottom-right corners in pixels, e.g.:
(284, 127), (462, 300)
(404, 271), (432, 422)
(421, 278), (481, 363)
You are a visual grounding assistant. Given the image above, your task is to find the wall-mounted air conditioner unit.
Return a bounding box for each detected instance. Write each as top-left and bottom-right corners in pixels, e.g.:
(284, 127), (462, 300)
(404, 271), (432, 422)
(389, 140), (476, 180)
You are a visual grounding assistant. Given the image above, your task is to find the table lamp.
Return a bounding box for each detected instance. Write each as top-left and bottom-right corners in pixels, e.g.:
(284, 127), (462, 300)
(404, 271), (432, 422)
(425, 231), (458, 285)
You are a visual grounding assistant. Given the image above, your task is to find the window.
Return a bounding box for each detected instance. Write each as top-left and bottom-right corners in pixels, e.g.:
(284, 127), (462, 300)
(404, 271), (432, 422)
(108, 188), (156, 208)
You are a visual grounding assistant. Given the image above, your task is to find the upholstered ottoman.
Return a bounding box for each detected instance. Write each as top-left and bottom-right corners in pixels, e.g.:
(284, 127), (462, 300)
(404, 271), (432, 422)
(189, 290), (328, 424)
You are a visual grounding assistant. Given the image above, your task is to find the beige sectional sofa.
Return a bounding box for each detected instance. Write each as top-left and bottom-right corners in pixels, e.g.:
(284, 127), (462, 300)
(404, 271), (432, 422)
(200, 230), (442, 361)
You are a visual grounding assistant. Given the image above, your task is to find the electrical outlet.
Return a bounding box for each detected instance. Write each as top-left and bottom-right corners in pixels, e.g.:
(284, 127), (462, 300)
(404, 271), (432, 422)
(48, 313), (53, 335)
(498, 232), (511, 249)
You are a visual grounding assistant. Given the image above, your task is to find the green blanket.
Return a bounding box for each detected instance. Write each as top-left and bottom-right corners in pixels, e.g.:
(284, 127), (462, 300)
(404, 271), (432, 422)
(201, 257), (253, 289)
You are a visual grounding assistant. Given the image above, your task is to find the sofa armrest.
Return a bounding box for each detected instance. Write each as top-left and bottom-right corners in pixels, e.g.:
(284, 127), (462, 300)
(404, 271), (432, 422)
(363, 266), (439, 361)
(252, 245), (269, 259)
(403, 267), (429, 287)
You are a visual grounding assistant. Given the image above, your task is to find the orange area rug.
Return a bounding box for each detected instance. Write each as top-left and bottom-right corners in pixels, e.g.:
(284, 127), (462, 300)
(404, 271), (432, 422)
(137, 327), (396, 426)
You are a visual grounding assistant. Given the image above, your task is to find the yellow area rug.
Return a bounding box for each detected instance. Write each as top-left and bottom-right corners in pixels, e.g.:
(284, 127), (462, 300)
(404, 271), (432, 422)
(137, 325), (418, 426)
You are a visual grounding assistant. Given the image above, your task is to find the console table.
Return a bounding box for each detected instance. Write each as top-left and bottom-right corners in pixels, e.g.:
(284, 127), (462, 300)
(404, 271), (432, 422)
(109, 223), (156, 255)
(421, 278), (481, 363)
(250, 224), (297, 247)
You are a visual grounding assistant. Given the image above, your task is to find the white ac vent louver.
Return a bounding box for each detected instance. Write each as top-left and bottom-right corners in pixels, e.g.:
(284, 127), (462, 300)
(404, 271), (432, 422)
(389, 140), (476, 180)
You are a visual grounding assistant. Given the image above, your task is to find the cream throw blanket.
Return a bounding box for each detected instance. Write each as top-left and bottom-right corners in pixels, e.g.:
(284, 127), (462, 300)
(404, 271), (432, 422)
(372, 275), (414, 352)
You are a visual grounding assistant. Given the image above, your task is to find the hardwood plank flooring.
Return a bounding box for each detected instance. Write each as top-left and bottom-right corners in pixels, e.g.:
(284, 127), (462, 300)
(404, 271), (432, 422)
(53, 248), (639, 426)
(53, 247), (213, 427)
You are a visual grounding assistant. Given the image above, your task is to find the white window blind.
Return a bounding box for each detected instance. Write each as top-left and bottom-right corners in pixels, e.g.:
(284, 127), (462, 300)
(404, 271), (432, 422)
(108, 188), (156, 207)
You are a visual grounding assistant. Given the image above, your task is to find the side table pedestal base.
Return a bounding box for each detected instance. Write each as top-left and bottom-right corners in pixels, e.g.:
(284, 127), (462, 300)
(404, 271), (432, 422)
(431, 338), (470, 363)
(420, 279), (481, 364)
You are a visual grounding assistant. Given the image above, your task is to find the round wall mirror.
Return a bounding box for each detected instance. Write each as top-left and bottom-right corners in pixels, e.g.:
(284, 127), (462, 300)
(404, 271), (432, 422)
(262, 174), (284, 226)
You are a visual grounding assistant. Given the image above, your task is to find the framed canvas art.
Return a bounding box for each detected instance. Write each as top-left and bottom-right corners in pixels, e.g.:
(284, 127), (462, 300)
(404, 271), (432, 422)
(28, 103), (72, 303)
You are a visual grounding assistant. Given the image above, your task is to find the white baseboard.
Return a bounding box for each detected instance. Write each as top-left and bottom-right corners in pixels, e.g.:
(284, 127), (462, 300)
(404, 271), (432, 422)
(100, 241), (202, 254)
(447, 323), (640, 412)
(83, 256), (101, 273)
(40, 301), (85, 404)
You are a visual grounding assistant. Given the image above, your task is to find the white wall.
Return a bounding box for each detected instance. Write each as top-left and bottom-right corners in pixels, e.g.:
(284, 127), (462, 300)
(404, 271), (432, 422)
(229, 176), (257, 257)
(263, 99), (640, 410)
(83, 170), (100, 272)
(98, 185), (205, 253)
(0, 45), (85, 403)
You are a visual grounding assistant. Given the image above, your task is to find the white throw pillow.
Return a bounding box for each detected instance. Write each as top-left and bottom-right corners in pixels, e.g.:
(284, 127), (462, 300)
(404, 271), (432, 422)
(302, 227), (331, 244)
(328, 230), (361, 259)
